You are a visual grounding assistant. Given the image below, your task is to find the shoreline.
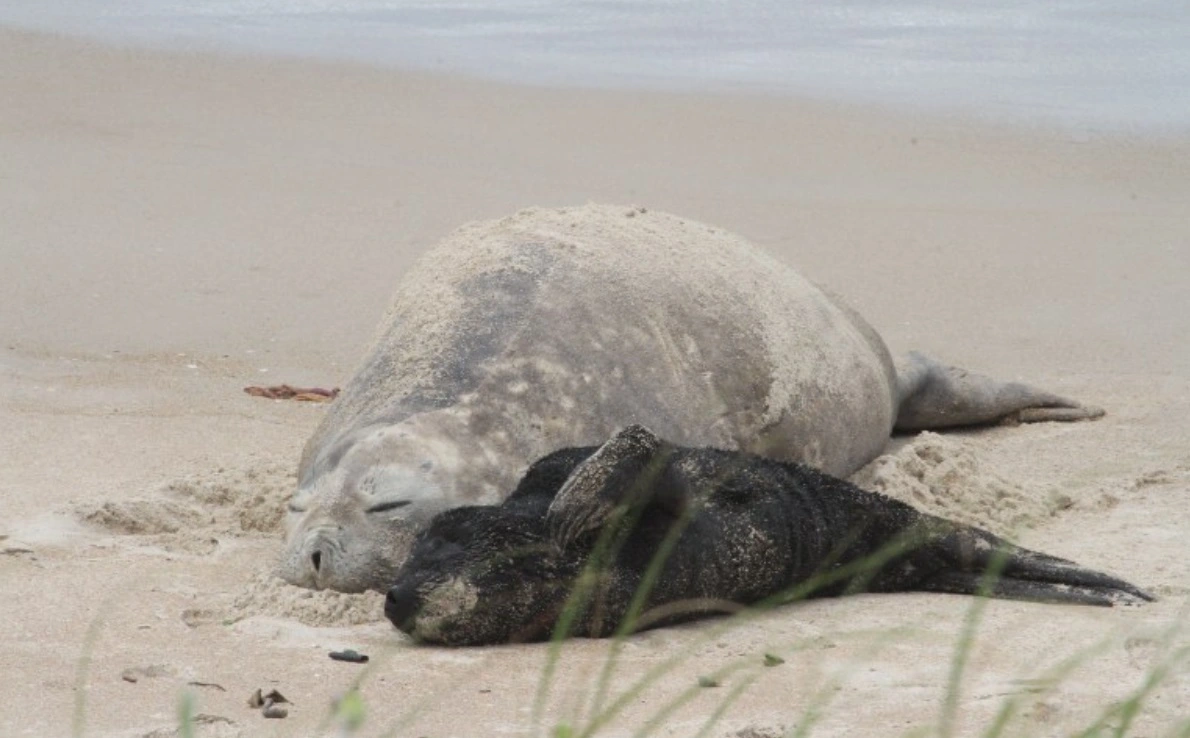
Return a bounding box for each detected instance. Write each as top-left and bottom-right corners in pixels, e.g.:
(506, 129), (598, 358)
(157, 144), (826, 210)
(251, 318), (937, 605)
(5, 24), (1190, 142)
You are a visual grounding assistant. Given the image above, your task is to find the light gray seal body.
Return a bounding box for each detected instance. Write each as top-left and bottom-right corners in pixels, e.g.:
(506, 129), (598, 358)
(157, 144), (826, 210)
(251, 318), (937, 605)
(279, 204), (1102, 592)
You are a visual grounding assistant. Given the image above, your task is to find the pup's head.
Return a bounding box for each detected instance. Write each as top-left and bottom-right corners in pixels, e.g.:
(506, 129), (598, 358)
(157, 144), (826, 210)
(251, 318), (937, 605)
(384, 506), (576, 646)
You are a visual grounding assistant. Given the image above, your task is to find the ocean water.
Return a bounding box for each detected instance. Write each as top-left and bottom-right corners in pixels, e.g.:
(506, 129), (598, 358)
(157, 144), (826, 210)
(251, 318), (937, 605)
(2, 0), (1188, 132)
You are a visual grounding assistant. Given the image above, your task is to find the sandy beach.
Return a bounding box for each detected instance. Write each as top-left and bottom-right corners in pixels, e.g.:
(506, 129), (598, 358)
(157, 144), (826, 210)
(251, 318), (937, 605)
(2, 28), (1189, 738)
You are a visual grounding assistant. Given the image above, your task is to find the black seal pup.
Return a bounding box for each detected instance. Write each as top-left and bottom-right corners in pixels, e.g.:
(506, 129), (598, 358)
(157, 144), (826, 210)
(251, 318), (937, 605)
(384, 425), (1151, 646)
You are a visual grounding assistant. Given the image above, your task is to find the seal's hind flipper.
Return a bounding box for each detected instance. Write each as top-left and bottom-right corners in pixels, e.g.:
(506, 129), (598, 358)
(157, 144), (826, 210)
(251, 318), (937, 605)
(1013, 406), (1107, 424)
(918, 571), (1140, 607)
(1002, 549), (1154, 604)
(894, 351), (1105, 431)
(918, 527), (1154, 606)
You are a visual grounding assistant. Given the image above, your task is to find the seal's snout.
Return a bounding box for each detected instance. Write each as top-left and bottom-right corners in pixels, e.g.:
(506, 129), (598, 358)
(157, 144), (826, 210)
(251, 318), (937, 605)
(385, 582), (420, 632)
(290, 528), (346, 590)
(304, 532), (337, 585)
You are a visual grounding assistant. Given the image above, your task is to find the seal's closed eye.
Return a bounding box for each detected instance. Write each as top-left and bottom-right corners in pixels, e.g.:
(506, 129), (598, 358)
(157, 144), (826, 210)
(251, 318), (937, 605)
(367, 500), (412, 514)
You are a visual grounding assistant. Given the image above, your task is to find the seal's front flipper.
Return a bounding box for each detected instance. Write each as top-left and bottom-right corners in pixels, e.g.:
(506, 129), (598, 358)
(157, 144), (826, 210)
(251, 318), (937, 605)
(546, 425), (675, 550)
(894, 351), (1105, 431)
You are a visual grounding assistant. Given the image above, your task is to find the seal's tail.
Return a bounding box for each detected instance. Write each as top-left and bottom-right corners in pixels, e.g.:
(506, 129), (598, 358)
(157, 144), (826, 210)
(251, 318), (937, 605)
(915, 527), (1154, 607)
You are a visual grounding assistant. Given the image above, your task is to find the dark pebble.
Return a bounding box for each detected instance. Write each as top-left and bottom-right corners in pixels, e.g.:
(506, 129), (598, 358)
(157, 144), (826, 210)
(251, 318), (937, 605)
(329, 649), (369, 663)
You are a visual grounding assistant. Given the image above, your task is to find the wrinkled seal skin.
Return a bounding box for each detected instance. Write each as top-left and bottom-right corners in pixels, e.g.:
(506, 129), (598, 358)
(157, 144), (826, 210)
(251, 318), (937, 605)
(385, 426), (1151, 646)
(280, 205), (1103, 592)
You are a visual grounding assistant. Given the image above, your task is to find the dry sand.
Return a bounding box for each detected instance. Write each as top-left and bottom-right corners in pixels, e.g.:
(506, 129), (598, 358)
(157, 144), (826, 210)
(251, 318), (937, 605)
(2, 28), (1189, 738)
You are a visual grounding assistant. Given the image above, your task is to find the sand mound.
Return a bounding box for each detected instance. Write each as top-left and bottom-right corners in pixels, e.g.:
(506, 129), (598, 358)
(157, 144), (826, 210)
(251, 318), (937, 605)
(78, 499), (212, 536)
(163, 462), (294, 534)
(72, 460), (387, 626)
(230, 571), (385, 627)
(73, 461), (294, 546)
(850, 432), (1059, 537)
(72, 460), (388, 626)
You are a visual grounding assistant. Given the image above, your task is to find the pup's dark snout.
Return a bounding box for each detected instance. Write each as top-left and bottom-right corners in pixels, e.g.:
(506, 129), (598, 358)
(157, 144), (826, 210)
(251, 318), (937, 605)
(385, 581), (420, 632)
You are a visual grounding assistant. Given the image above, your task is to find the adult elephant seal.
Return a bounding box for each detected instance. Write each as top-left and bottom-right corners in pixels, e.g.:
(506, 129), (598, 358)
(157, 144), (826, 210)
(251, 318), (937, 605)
(279, 204), (1102, 592)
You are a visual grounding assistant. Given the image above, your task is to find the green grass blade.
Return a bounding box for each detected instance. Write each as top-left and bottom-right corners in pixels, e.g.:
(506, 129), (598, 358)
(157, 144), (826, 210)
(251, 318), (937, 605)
(72, 594), (116, 738)
(937, 543), (1013, 738)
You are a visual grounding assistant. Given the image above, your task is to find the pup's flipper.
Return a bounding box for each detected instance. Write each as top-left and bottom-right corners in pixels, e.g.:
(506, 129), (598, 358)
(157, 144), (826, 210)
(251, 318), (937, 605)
(919, 571), (1145, 606)
(916, 527), (1153, 606)
(545, 424), (675, 550)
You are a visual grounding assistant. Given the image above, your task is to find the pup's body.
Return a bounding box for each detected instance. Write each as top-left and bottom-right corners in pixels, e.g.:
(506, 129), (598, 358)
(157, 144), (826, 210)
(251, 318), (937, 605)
(386, 426), (1150, 646)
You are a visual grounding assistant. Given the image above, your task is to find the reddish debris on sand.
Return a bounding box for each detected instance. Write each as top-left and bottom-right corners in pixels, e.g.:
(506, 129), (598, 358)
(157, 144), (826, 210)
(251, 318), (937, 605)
(243, 385), (340, 402)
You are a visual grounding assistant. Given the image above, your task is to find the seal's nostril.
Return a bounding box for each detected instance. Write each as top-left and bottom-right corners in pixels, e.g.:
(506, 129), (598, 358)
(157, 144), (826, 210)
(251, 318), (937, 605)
(311, 550), (322, 572)
(385, 582), (419, 632)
